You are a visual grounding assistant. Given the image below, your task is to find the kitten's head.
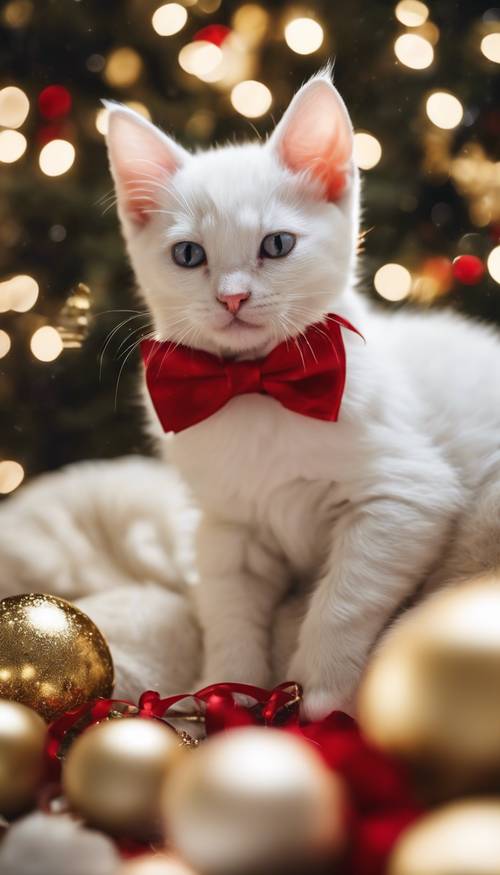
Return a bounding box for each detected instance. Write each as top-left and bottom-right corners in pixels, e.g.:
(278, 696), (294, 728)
(105, 71), (359, 358)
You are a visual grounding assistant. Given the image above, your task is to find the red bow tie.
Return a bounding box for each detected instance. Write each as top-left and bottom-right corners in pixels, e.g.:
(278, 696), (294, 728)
(141, 314), (361, 434)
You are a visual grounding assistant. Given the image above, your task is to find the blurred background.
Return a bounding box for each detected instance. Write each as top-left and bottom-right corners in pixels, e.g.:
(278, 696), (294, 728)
(0, 0), (499, 497)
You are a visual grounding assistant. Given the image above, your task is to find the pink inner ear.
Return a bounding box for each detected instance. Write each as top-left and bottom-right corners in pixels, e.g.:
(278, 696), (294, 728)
(107, 112), (182, 226)
(277, 82), (353, 201)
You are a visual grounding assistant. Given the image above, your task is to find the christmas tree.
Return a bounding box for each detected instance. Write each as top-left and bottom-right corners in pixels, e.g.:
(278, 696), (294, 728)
(0, 0), (499, 495)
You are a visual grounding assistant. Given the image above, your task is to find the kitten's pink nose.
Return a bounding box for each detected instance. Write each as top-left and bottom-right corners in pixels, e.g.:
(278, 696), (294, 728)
(217, 291), (250, 314)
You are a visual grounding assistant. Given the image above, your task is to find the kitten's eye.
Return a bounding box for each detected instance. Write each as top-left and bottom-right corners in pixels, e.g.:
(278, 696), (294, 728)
(172, 241), (206, 268)
(260, 232), (296, 259)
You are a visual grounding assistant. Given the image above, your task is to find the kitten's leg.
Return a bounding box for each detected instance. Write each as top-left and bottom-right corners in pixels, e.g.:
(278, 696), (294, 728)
(288, 464), (460, 719)
(195, 516), (288, 688)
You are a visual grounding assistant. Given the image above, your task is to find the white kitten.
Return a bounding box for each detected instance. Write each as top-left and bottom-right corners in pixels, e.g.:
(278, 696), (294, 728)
(105, 71), (500, 718)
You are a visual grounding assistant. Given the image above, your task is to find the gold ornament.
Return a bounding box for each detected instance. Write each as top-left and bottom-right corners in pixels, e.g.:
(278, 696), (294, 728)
(163, 726), (346, 874)
(56, 282), (91, 349)
(63, 717), (185, 839)
(0, 699), (47, 817)
(0, 593), (114, 721)
(388, 798), (500, 875)
(120, 853), (197, 874)
(358, 573), (500, 795)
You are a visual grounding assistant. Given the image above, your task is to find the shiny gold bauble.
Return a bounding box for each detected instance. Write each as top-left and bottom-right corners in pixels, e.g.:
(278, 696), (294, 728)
(0, 699), (47, 817)
(358, 574), (500, 792)
(120, 854), (197, 874)
(388, 798), (500, 875)
(63, 717), (185, 840)
(163, 726), (346, 875)
(0, 593), (114, 721)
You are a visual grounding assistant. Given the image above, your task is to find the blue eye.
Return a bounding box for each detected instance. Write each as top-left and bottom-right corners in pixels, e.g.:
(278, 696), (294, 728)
(172, 241), (206, 268)
(260, 232), (296, 259)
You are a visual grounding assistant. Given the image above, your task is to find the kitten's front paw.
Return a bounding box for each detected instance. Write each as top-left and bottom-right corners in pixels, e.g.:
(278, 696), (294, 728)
(287, 652), (358, 719)
(300, 686), (355, 721)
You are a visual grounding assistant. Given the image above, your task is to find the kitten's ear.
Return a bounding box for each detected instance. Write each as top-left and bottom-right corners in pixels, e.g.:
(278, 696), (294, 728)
(104, 102), (189, 228)
(269, 73), (353, 201)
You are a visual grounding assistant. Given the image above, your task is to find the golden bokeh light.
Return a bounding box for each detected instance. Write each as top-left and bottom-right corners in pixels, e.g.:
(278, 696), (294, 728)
(0, 330), (11, 358)
(230, 79), (272, 118)
(374, 263), (412, 301)
(0, 129), (27, 163)
(481, 32), (500, 63)
(395, 0), (429, 27)
(394, 33), (434, 69)
(284, 18), (324, 55)
(0, 460), (25, 495)
(39, 139), (75, 176)
(353, 132), (382, 170)
(487, 246), (500, 284)
(0, 274), (39, 312)
(232, 4), (269, 47)
(104, 47), (143, 88)
(152, 3), (187, 36)
(30, 326), (63, 362)
(0, 86), (30, 128)
(178, 41), (223, 77)
(426, 91), (463, 129)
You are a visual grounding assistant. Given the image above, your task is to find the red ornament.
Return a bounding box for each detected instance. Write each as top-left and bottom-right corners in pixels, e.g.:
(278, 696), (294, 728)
(452, 254), (485, 285)
(193, 24), (231, 46)
(38, 85), (72, 120)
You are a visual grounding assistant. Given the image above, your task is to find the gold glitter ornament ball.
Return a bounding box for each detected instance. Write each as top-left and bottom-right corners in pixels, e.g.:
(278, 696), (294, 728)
(0, 593), (114, 721)
(0, 699), (47, 817)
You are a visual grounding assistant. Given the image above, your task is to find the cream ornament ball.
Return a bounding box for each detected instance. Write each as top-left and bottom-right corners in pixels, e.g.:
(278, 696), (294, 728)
(0, 699), (47, 817)
(163, 726), (347, 874)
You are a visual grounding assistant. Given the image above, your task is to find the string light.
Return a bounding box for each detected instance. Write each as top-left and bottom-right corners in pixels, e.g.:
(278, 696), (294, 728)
(30, 326), (63, 362)
(0, 86), (29, 128)
(178, 41), (223, 77)
(152, 3), (187, 36)
(284, 18), (324, 55)
(0, 274), (39, 312)
(2, 0), (33, 28)
(395, 0), (429, 27)
(353, 132), (382, 170)
(487, 246), (500, 284)
(394, 33), (433, 69)
(39, 139), (75, 176)
(0, 461), (24, 495)
(0, 129), (26, 163)
(426, 91), (463, 129)
(0, 330), (11, 358)
(232, 4), (269, 47)
(374, 263), (412, 301)
(230, 80), (272, 118)
(481, 33), (500, 63)
(104, 48), (143, 88)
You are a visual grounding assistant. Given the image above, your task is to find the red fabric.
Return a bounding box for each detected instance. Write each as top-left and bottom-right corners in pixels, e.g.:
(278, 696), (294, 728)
(46, 682), (420, 874)
(140, 314), (362, 434)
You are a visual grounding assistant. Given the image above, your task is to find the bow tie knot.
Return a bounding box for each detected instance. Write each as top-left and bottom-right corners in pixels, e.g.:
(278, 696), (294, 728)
(141, 314), (362, 434)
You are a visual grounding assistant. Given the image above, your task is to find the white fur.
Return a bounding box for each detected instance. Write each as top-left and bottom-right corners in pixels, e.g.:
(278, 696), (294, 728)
(103, 71), (500, 719)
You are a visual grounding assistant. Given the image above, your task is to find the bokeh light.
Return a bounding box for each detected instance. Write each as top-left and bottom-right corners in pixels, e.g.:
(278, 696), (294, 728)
(487, 246), (500, 284)
(0, 129), (27, 163)
(0, 330), (11, 358)
(0, 460), (24, 495)
(178, 41), (223, 77)
(30, 326), (63, 361)
(152, 3), (188, 36)
(395, 0), (429, 27)
(230, 80), (272, 118)
(394, 33), (434, 69)
(374, 263), (412, 301)
(481, 33), (500, 63)
(353, 132), (382, 170)
(104, 47), (143, 87)
(232, 4), (269, 47)
(0, 274), (39, 312)
(426, 92), (463, 129)
(0, 86), (30, 128)
(284, 18), (324, 55)
(39, 139), (75, 176)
